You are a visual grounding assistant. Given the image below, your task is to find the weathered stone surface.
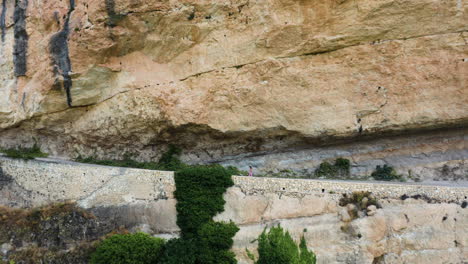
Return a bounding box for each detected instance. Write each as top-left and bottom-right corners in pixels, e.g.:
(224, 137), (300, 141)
(1, 157), (467, 263)
(0, 0), (466, 176)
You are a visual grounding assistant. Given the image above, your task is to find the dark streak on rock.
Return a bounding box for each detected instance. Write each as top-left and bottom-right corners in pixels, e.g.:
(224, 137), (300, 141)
(49, 0), (75, 107)
(1, 0), (6, 42)
(105, 0), (125, 27)
(0, 167), (13, 190)
(13, 0), (28, 76)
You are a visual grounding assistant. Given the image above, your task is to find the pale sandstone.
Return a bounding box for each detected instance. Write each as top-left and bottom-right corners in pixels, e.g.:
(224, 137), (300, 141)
(0, 0), (466, 171)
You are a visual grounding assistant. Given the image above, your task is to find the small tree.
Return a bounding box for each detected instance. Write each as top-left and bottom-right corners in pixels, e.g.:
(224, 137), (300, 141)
(314, 158), (350, 179)
(248, 225), (316, 264)
(90, 232), (165, 264)
(371, 165), (402, 181)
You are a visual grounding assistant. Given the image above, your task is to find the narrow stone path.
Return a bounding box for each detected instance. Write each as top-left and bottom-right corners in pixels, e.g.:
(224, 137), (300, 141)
(33, 156), (468, 188)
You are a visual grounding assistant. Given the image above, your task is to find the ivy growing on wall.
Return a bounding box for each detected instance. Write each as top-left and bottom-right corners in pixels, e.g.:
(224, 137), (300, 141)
(161, 165), (239, 264)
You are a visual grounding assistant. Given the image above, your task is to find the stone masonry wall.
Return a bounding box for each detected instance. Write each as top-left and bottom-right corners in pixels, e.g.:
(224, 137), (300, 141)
(1, 156), (467, 264)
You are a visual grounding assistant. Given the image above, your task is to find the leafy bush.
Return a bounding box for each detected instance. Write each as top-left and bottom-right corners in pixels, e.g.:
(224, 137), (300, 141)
(0, 144), (48, 160)
(160, 238), (197, 264)
(90, 232), (165, 264)
(174, 165), (234, 237)
(161, 223), (239, 264)
(334, 158), (350, 174)
(371, 165), (402, 181)
(161, 165), (239, 264)
(248, 225), (316, 264)
(314, 158), (350, 178)
(196, 221), (239, 264)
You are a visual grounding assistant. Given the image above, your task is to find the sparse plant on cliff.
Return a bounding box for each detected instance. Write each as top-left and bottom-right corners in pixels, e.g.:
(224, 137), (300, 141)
(314, 158), (350, 179)
(339, 191), (381, 220)
(371, 164), (403, 181)
(90, 232), (165, 264)
(75, 145), (186, 171)
(247, 225), (316, 264)
(0, 144), (48, 160)
(161, 165), (239, 264)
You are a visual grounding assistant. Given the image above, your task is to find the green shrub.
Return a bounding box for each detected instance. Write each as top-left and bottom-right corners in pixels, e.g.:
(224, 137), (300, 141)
(161, 165), (239, 264)
(314, 158), (350, 178)
(157, 145), (185, 171)
(248, 225), (316, 264)
(174, 165), (234, 237)
(334, 158), (350, 175)
(371, 165), (402, 181)
(0, 144), (48, 160)
(160, 238), (197, 264)
(161, 222), (239, 264)
(90, 232), (165, 264)
(197, 221), (239, 264)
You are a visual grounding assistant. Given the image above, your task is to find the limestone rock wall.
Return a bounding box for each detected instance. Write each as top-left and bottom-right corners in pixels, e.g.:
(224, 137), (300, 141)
(219, 127), (468, 181)
(0, 0), (466, 168)
(1, 157), (467, 263)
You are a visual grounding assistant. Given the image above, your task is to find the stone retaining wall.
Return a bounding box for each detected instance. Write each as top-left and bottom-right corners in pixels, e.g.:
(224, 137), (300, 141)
(1, 156), (467, 264)
(1, 156), (466, 207)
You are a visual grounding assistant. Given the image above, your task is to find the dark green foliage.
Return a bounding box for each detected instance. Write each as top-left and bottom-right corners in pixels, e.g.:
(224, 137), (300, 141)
(314, 158), (350, 178)
(371, 165), (402, 181)
(160, 238), (197, 264)
(174, 165), (234, 237)
(249, 225), (316, 264)
(225, 165), (245, 176)
(0, 144), (48, 160)
(157, 145), (185, 171)
(163, 221), (239, 264)
(161, 165), (239, 264)
(335, 158), (350, 174)
(90, 232), (165, 264)
(197, 221), (239, 264)
(314, 162), (335, 177)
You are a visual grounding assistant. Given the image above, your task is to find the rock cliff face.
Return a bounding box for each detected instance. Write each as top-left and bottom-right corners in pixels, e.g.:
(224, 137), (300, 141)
(0, 0), (467, 175)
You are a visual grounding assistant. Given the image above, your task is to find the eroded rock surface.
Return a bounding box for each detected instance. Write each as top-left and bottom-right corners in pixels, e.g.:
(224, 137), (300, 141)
(0, 0), (466, 173)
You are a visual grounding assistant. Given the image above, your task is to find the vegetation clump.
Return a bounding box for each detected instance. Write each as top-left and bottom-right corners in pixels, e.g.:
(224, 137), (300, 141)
(339, 191), (381, 219)
(90, 232), (165, 264)
(314, 158), (350, 179)
(161, 165), (239, 264)
(0, 144), (48, 160)
(247, 225), (316, 264)
(371, 165), (403, 181)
